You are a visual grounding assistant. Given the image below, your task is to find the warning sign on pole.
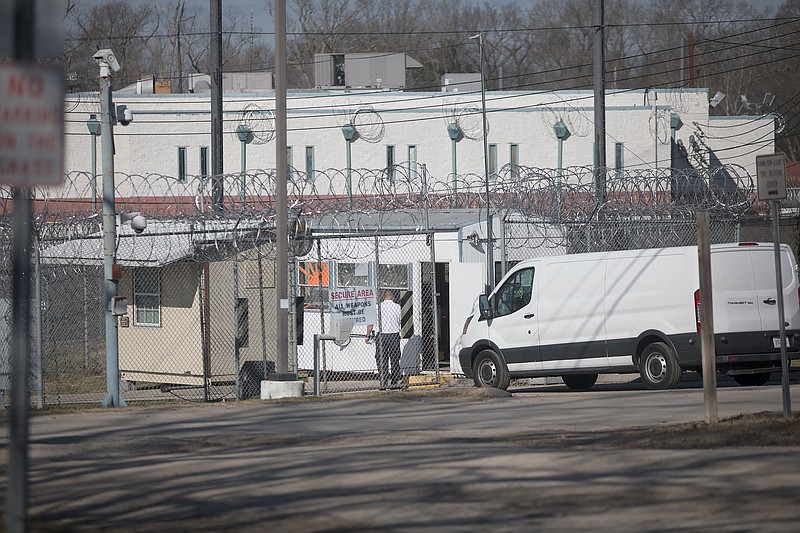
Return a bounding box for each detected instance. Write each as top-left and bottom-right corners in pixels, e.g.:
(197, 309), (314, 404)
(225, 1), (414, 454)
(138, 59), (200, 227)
(0, 63), (64, 187)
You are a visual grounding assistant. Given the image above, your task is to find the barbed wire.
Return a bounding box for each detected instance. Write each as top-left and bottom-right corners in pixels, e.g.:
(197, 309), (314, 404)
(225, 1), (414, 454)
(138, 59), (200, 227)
(0, 163), (765, 266)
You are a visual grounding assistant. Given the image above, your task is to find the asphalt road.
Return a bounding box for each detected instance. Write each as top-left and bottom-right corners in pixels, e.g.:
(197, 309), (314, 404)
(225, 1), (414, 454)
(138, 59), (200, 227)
(2, 376), (800, 532)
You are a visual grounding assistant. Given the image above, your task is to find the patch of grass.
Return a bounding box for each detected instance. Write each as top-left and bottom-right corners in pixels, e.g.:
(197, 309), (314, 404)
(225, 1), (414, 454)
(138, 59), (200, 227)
(519, 412), (800, 449)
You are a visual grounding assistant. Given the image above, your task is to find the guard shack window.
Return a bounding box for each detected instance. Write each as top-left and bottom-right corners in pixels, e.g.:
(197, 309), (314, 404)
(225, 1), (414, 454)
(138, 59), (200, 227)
(133, 268), (161, 326)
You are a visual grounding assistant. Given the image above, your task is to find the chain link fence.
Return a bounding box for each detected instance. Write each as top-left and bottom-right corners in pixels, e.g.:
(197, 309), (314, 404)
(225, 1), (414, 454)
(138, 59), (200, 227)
(295, 233), (440, 394)
(2, 163), (798, 406)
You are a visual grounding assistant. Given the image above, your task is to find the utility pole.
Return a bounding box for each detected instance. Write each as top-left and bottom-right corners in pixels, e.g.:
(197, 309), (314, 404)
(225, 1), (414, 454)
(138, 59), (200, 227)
(593, 0), (607, 207)
(210, 0), (223, 212)
(274, 0), (292, 378)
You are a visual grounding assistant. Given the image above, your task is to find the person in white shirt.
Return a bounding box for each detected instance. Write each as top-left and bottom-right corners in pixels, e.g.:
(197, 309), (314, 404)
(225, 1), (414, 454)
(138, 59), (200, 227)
(366, 290), (402, 389)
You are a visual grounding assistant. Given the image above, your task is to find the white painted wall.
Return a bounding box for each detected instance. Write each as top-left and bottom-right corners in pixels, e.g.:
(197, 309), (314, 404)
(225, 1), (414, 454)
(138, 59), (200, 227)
(63, 89), (773, 196)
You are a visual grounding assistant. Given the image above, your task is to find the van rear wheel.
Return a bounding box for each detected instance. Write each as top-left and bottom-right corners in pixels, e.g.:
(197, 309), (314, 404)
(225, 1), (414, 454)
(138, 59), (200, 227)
(639, 342), (682, 390)
(562, 373), (598, 391)
(472, 350), (510, 390)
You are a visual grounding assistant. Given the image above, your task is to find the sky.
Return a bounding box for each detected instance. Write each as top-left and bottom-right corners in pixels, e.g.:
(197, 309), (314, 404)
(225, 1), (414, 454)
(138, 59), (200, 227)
(72, 0), (791, 40)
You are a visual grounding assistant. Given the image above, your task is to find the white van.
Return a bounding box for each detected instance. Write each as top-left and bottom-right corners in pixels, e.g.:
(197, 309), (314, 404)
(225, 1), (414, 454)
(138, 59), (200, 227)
(459, 243), (800, 390)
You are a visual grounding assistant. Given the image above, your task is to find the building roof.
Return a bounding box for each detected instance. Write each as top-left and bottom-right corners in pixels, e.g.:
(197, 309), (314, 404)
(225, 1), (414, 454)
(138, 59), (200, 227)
(40, 219), (275, 267)
(311, 209), (489, 234)
(40, 209), (507, 266)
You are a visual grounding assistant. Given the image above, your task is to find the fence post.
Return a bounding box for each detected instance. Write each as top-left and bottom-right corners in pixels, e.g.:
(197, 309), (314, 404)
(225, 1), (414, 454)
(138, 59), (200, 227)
(313, 333), (320, 396)
(697, 210), (718, 424)
(233, 250), (241, 400)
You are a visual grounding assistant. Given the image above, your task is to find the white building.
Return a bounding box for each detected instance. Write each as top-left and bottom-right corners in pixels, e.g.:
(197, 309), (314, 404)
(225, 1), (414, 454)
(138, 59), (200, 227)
(63, 88), (774, 194)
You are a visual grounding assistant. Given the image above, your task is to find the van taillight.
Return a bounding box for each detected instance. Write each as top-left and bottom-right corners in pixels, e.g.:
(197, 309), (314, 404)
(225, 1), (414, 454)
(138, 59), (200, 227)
(463, 315), (473, 335)
(738, 242), (759, 246)
(694, 289), (701, 334)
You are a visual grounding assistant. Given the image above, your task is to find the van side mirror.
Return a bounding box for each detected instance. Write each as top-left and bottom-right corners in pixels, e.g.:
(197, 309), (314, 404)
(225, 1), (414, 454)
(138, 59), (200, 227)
(478, 294), (491, 320)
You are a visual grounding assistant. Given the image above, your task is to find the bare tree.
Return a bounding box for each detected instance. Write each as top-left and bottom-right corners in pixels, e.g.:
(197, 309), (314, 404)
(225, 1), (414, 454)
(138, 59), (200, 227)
(65, 0), (160, 91)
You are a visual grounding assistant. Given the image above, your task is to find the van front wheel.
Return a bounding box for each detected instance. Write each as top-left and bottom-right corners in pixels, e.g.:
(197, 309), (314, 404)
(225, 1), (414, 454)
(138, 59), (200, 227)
(639, 342), (682, 390)
(472, 350), (510, 390)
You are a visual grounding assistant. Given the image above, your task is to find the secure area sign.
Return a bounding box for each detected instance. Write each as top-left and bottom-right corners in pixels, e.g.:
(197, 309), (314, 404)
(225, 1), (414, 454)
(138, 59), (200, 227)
(0, 63), (64, 187)
(329, 286), (377, 325)
(756, 153), (787, 201)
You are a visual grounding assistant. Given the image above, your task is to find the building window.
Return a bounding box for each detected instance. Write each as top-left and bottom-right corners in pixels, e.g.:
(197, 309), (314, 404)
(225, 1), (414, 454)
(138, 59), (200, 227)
(178, 147), (187, 182)
(305, 146), (315, 182)
(298, 261), (329, 310)
(407, 145), (417, 177)
(337, 263), (369, 287)
(133, 268), (160, 326)
(615, 142), (625, 173)
(332, 54), (346, 86)
(199, 146), (209, 178)
(377, 263), (408, 292)
(488, 143), (498, 179)
(509, 143), (519, 178)
(386, 145), (396, 180)
(236, 298), (249, 348)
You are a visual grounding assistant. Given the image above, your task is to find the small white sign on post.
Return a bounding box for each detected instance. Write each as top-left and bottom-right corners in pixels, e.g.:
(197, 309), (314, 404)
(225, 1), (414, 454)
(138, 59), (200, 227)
(329, 286), (378, 326)
(756, 153), (787, 201)
(0, 63), (64, 187)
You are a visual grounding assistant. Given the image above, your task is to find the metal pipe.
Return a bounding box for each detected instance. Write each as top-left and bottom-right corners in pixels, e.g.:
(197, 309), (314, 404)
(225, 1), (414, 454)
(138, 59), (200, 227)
(233, 250), (241, 400)
(100, 72), (124, 408)
(91, 133), (97, 212)
(772, 202), (792, 417)
(34, 238), (42, 409)
(240, 139), (246, 208)
(210, 0), (224, 212)
(472, 31), (494, 293)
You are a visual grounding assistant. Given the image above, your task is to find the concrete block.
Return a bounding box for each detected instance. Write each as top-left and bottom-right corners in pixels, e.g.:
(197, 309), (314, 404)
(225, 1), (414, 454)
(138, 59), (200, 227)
(261, 380), (304, 400)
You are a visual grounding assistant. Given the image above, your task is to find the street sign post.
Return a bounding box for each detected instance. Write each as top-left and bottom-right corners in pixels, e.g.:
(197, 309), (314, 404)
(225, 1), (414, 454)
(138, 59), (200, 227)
(756, 153), (792, 417)
(0, 63), (64, 187)
(756, 153), (787, 202)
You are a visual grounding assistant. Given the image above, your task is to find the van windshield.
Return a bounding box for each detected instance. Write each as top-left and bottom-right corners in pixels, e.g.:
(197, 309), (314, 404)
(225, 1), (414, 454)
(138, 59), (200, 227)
(492, 267), (534, 317)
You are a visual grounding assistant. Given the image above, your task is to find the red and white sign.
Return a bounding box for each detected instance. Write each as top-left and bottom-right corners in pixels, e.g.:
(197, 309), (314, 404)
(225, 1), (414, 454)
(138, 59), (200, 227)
(0, 63), (64, 187)
(329, 286), (377, 325)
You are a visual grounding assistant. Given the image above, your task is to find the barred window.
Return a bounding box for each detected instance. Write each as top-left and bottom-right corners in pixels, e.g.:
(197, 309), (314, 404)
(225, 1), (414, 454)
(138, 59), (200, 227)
(177, 147), (187, 182)
(489, 143), (498, 179)
(298, 261), (329, 310)
(377, 264), (407, 291)
(337, 263), (369, 287)
(133, 268), (160, 326)
(509, 143), (519, 178)
(386, 145), (396, 180)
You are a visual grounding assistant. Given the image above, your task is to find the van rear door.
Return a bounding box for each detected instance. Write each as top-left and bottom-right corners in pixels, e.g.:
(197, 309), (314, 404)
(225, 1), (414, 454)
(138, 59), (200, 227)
(711, 244), (800, 353)
(749, 245), (800, 346)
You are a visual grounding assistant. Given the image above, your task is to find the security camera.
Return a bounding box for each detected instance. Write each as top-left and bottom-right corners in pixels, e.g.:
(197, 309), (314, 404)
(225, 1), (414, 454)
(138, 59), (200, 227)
(116, 104), (133, 126)
(93, 48), (121, 73)
(130, 215), (147, 234)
